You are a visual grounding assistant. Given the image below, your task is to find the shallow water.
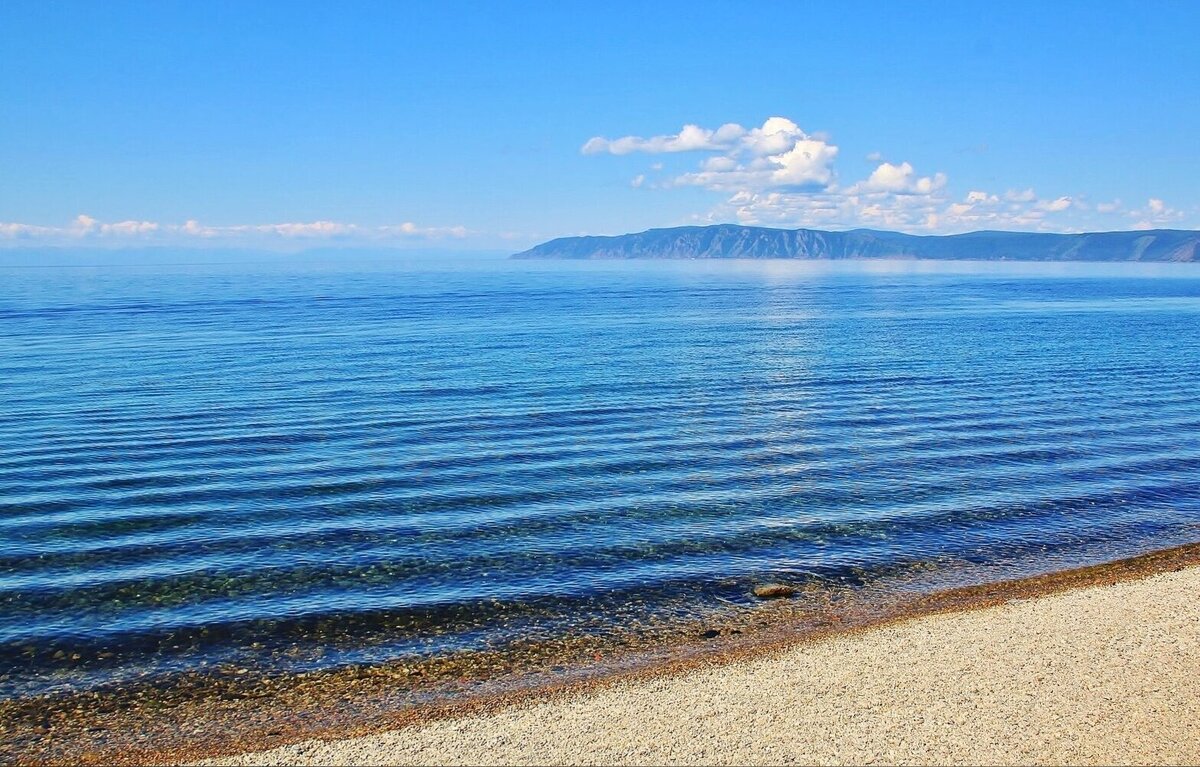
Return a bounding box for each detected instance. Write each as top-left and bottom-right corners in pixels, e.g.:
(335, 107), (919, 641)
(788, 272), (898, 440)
(2, 256), (1200, 699)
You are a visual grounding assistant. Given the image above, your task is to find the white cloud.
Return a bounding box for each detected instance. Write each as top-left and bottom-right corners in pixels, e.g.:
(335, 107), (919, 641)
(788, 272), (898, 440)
(583, 116), (976, 230)
(715, 182), (1103, 234)
(1129, 197), (1185, 230)
(7, 213), (162, 239)
(580, 122), (745, 155)
(103, 220), (160, 235)
(739, 117), (806, 157)
(1036, 196), (1072, 213)
(852, 162), (947, 195)
(181, 219), (215, 237)
(625, 117), (843, 192)
(0, 222), (56, 238)
(1004, 188), (1037, 203)
(766, 135), (841, 187)
(245, 221), (354, 237)
(376, 222), (469, 238)
(72, 214), (99, 233)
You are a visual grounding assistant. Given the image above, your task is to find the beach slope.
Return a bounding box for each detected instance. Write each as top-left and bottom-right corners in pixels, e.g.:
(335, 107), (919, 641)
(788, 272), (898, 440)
(202, 566), (1200, 766)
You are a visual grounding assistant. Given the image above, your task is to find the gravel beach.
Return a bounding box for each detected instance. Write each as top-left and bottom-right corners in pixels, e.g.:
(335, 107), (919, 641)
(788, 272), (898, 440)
(200, 565), (1200, 766)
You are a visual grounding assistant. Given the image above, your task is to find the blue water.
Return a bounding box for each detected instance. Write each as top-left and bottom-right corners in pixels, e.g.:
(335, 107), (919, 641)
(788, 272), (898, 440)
(3, 257), (1200, 698)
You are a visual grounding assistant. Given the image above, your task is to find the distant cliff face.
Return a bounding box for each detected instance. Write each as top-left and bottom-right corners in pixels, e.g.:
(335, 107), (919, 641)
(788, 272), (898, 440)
(512, 225), (1200, 262)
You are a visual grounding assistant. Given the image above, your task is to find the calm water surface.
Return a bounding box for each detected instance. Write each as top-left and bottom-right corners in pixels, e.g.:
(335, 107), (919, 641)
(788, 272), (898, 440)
(3, 257), (1200, 697)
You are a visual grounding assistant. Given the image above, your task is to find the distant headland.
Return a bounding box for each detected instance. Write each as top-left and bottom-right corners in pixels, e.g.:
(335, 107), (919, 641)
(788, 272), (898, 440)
(512, 224), (1200, 262)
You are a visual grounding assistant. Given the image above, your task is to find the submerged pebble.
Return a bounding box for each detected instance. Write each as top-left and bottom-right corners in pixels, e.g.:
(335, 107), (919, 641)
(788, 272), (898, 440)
(753, 584), (796, 599)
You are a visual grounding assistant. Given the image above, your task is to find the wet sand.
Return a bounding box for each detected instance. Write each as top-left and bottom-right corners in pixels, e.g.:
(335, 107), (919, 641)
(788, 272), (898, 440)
(201, 564), (1200, 766)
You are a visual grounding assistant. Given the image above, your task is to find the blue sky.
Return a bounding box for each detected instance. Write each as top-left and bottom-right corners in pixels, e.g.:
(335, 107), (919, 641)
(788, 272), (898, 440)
(1, 0), (1198, 249)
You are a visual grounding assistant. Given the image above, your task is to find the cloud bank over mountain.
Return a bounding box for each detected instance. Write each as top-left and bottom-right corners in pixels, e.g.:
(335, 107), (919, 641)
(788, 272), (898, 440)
(581, 117), (1193, 234)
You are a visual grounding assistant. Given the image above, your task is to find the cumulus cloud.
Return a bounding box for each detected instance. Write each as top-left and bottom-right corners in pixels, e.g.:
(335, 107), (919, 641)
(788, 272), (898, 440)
(852, 162), (947, 195)
(584, 116), (964, 230)
(585, 117), (841, 192)
(687, 119), (838, 190)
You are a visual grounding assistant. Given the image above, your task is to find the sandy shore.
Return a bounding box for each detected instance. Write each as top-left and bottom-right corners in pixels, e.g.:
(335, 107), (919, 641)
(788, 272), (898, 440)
(199, 565), (1200, 766)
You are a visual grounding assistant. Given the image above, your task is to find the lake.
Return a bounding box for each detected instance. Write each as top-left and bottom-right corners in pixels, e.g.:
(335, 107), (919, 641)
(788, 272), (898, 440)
(3, 256), (1200, 700)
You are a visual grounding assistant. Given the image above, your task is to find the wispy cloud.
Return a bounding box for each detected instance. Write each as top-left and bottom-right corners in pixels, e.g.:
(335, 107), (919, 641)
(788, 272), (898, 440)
(581, 123), (745, 155)
(0, 216), (470, 247)
(1129, 197), (1187, 230)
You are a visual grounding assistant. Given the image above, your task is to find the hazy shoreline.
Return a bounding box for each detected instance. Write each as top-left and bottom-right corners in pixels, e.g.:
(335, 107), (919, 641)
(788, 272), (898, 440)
(512, 224), (1200, 262)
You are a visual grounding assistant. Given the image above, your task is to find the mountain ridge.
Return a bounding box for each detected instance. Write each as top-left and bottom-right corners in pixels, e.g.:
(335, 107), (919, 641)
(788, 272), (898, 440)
(512, 224), (1200, 262)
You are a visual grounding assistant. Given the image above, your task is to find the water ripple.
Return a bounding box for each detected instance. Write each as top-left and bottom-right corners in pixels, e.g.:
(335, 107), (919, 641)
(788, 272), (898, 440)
(1, 259), (1200, 697)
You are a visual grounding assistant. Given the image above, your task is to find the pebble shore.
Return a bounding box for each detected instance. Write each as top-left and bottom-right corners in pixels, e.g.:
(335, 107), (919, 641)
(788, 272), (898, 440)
(200, 566), (1200, 766)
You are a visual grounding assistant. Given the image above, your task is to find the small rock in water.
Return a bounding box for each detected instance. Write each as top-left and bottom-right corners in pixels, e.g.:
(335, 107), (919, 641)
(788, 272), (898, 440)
(753, 583), (796, 599)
